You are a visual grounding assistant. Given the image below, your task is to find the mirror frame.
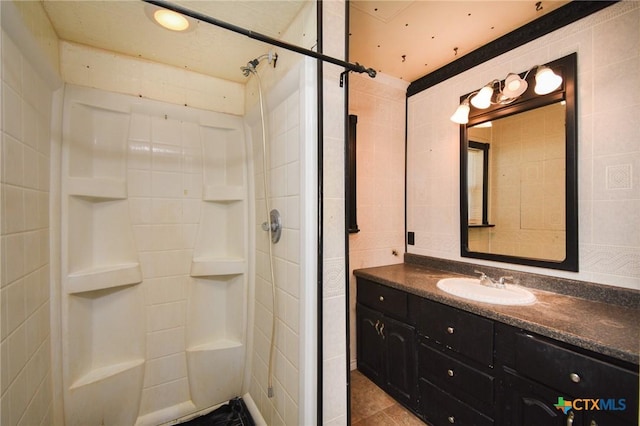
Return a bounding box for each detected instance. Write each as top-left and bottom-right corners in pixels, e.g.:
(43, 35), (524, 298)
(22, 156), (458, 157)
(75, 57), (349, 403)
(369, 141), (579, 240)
(459, 53), (578, 271)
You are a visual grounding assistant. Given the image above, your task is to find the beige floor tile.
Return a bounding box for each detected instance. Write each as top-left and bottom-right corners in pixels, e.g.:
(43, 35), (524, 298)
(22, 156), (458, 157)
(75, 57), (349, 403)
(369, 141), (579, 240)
(350, 370), (425, 425)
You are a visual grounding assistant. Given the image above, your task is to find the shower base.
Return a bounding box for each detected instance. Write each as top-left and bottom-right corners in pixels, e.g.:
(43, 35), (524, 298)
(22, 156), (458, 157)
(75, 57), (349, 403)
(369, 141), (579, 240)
(180, 397), (255, 426)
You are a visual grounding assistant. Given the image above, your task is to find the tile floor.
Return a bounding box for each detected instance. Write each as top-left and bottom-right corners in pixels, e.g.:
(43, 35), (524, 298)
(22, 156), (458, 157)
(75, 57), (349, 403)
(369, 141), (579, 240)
(350, 370), (426, 425)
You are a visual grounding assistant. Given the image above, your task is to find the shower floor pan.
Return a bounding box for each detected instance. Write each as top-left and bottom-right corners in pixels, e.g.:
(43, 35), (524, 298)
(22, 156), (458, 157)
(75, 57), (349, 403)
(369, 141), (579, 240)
(180, 397), (255, 426)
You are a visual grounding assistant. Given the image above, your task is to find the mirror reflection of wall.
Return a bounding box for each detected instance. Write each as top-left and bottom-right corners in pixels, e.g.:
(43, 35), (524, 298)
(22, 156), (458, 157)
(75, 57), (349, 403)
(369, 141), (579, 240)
(467, 101), (566, 261)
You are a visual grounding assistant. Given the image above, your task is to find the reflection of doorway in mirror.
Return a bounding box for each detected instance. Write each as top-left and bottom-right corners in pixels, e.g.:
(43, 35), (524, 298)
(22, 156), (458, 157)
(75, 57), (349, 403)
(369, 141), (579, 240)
(468, 148), (484, 224)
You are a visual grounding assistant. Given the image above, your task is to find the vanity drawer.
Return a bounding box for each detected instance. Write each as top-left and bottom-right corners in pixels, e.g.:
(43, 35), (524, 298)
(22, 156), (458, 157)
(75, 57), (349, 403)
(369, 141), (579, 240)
(419, 378), (494, 426)
(419, 341), (494, 407)
(417, 299), (494, 366)
(515, 333), (638, 423)
(357, 279), (408, 320)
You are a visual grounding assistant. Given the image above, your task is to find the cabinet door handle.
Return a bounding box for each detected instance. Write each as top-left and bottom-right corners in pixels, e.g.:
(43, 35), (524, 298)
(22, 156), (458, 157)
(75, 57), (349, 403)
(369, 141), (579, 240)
(589, 421), (597, 426)
(379, 296), (385, 302)
(569, 372), (581, 383)
(566, 411), (574, 426)
(374, 320), (380, 335)
(447, 415), (455, 424)
(447, 369), (455, 377)
(446, 326), (455, 334)
(379, 322), (385, 339)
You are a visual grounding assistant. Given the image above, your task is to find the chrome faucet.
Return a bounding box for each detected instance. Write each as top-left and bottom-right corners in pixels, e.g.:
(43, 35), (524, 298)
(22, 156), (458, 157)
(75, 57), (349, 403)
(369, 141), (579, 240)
(474, 270), (512, 289)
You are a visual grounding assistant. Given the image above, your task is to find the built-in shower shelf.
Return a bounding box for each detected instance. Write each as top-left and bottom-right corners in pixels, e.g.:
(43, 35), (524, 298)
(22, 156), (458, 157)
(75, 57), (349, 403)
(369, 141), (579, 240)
(67, 177), (127, 199)
(203, 185), (245, 201)
(190, 257), (246, 277)
(66, 262), (142, 294)
(186, 339), (243, 353)
(69, 358), (145, 390)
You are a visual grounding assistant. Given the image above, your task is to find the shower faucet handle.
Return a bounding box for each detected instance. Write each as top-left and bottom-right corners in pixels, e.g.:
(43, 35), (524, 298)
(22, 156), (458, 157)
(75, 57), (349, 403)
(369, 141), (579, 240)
(261, 209), (282, 244)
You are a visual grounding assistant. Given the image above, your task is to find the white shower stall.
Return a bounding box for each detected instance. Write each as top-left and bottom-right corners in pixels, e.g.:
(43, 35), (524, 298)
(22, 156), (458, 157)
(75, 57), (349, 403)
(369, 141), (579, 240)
(52, 58), (316, 425)
(1, 1), (319, 424)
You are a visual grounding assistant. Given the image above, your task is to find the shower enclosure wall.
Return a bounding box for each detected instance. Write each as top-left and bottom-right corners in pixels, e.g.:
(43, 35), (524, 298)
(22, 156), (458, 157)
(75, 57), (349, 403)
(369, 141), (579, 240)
(2, 1), (318, 424)
(51, 47), (316, 426)
(59, 84), (250, 425)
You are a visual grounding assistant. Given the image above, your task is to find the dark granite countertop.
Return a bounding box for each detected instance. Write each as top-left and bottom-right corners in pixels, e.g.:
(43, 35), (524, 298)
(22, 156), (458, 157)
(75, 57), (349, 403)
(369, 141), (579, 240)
(354, 263), (640, 365)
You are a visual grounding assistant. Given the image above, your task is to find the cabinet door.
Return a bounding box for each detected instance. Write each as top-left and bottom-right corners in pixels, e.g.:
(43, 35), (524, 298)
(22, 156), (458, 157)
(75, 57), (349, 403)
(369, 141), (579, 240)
(502, 369), (582, 426)
(356, 303), (384, 384)
(383, 316), (417, 408)
(586, 409), (637, 426)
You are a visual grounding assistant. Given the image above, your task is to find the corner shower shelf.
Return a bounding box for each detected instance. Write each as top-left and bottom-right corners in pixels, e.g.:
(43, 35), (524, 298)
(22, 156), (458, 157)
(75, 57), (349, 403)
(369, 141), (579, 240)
(67, 177), (127, 199)
(186, 339), (243, 353)
(69, 358), (145, 390)
(203, 185), (245, 202)
(66, 263), (142, 294)
(190, 257), (246, 277)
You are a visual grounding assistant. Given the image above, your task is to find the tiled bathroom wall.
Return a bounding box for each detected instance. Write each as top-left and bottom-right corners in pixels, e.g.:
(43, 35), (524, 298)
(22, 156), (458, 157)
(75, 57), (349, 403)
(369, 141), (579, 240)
(246, 70), (305, 425)
(407, 1), (640, 289)
(1, 21), (56, 426)
(321, 1), (348, 424)
(129, 108), (202, 419)
(60, 41), (245, 116)
(348, 72), (408, 369)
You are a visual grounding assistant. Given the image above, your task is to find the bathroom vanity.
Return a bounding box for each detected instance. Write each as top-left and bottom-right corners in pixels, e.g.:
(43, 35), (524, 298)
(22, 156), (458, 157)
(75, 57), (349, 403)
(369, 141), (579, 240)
(354, 261), (639, 426)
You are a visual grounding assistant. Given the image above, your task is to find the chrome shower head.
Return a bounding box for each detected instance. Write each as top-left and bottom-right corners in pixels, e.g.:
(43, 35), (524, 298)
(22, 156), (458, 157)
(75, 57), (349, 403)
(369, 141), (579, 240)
(240, 50), (277, 77)
(241, 65), (255, 77)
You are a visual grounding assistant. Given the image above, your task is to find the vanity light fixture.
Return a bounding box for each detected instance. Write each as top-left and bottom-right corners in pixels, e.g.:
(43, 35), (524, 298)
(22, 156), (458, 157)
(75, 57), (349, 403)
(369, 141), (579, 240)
(451, 64), (563, 124)
(450, 100), (471, 124)
(470, 85), (494, 109)
(534, 65), (563, 95)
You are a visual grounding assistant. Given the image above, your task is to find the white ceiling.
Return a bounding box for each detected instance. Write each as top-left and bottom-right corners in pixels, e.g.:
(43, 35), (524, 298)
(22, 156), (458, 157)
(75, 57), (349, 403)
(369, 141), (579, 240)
(42, 0), (307, 84)
(42, 0), (569, 85)
(349, 0), (569, 82)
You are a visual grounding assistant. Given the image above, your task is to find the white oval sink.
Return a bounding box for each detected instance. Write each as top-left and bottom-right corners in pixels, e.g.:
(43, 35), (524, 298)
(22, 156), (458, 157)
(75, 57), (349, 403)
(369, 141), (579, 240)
(437, 277), (536, 305)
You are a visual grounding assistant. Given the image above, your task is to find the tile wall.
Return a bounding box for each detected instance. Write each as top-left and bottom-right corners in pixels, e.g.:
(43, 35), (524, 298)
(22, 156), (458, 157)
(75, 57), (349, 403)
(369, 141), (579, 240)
(1, 26), (55, 426)
(321, 1), (348, 424)
(60, 41), (245, 117)
(407, 2), (640, 289)
(247, 80), (303, 426)
(128, 111), (201, 419)
(348, 72), (408, 369)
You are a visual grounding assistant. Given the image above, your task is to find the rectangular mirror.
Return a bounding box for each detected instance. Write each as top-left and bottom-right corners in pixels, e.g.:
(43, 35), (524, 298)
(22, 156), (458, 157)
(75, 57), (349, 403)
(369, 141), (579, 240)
(460, 53), (578, 271)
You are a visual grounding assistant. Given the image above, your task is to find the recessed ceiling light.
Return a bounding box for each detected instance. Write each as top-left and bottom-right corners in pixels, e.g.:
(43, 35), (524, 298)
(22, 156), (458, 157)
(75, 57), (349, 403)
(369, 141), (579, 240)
(153, 9), (189, 31)
(145, 5), (194, 32)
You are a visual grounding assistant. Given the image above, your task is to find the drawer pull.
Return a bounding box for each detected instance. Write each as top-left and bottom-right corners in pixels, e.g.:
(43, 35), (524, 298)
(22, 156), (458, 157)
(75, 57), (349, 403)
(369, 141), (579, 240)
(374, 320), (381, 335)
(446, 326), (455, 334)
(447, 416), (455, 424)
(379, 296), (385, 302)
(569, 373), (581, 383)
(447, 369), (454, 377)
(566, 410), (574, 426)
(379, 322), (385, 339)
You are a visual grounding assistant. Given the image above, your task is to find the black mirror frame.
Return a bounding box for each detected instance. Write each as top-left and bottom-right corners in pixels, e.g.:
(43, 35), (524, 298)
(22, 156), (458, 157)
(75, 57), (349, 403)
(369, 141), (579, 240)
(459, 52), (578, 272)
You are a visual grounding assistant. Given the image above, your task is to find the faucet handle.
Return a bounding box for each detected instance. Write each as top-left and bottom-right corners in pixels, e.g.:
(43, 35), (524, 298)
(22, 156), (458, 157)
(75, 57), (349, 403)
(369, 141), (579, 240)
(498, 276), (513, 285)
(474, 270), (488, 278)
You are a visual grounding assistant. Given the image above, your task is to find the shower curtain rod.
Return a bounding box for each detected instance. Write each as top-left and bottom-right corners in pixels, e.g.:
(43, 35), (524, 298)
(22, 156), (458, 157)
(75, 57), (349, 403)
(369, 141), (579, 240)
(143, 0), (376, 79)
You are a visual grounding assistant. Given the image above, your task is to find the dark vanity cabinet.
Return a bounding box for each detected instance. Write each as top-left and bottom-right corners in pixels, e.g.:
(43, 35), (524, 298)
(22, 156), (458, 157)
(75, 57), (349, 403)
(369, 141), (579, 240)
(417, 298), (496, 425)
(355, 276), (639, 426)
(356, 279), (418, 410)
(498, 327), (639, 426)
